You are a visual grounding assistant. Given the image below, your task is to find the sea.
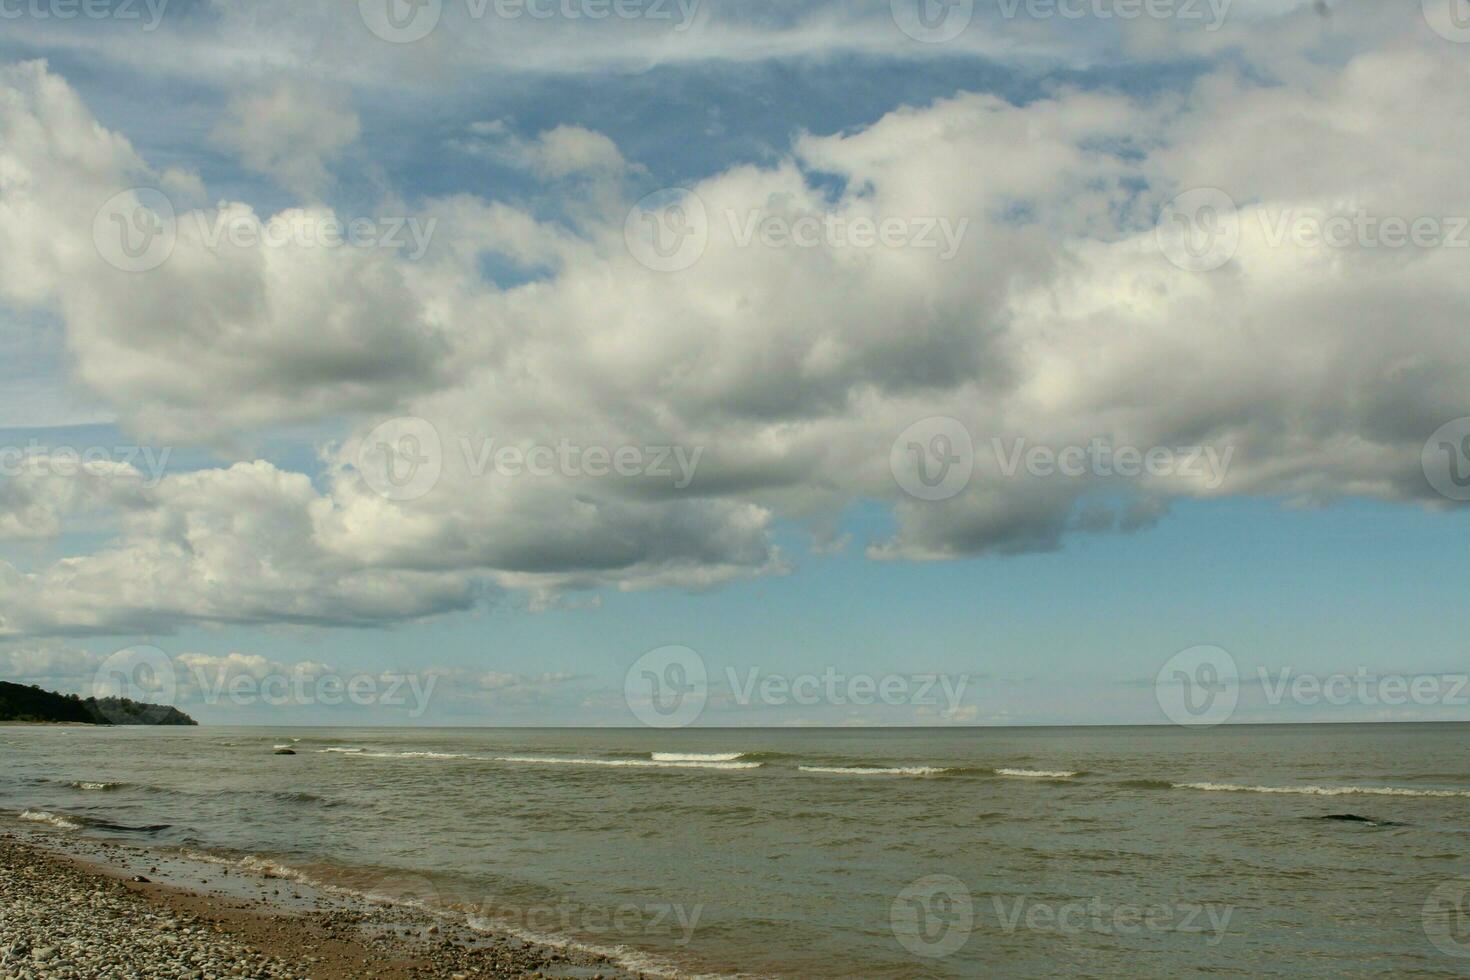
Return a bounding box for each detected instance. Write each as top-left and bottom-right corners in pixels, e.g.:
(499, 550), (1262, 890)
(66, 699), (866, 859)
(4, 723), (1470, 977)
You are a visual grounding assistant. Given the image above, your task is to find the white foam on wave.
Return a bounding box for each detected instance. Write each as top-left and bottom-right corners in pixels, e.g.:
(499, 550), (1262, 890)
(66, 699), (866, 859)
(19, 809), (83, 830)
(1174, 782), (1470, 798)
(995, 768), (1078, 779)
(320, 758), (470, 764)
(465, 912), (712, 980)
(70, 781), (123, 791)
(798, 765), (950, 776)
(319, 747), (364, 754)
(177, 849), (721, 979)
(498, 755), (761, 771)
(650, 752), (745, 762)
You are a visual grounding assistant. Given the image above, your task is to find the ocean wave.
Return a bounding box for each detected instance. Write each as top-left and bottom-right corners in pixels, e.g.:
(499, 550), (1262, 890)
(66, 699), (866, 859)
(175, 849), (721, 979)
(465, 912), (697, 979)
(797, 765), (951, 776)
(70, 781), (125, 791)
(320, 758), (470, 764)
(650, 752), (746, 762)
(319, 747), (365, 754)
(498, 756), (761, 771)
(1174, 782), (1470, 798)
(994, 768), (1079, 779)
(19, 809), (83, 830)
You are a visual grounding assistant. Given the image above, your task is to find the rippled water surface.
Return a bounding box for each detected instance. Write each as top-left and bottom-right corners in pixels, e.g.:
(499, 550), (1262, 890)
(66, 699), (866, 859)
(5, 724), (1470, 976)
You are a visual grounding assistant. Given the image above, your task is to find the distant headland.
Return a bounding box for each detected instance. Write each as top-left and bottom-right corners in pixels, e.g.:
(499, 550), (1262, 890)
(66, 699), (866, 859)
(0, 680), (197, 726)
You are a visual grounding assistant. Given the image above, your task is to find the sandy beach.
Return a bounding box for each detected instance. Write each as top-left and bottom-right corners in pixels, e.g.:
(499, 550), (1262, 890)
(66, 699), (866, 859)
(0, 832), (637, 979)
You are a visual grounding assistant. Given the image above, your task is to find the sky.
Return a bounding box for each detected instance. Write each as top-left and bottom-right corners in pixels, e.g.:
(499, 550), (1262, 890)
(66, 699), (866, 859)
(0, 0), (1467, 726)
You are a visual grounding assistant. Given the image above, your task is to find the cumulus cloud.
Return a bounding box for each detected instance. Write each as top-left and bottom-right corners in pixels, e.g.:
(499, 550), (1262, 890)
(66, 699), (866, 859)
(0, 10), (1467, 638)
(455, 123), (633, 180)
(0, 60), (447, 441)
(211, 81), (360, 199)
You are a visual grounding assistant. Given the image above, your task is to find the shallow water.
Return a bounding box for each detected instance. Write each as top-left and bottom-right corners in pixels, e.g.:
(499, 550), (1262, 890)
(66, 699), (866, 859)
(5, 724), (1470, 976)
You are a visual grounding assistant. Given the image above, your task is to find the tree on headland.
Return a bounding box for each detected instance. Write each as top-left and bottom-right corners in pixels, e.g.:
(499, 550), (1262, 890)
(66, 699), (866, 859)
(0, 681), (197, 725)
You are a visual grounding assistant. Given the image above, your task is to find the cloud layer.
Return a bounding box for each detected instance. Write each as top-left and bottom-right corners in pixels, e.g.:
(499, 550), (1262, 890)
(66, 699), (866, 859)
(0, 3), (1467, 638)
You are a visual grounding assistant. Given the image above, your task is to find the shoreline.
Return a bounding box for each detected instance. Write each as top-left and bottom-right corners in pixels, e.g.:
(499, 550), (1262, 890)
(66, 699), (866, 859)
(0, 830), (644, 979)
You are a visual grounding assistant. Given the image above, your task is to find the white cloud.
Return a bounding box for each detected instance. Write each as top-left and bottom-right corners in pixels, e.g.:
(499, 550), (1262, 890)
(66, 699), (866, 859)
(0, 14), (1467, 637)
(456, 124), (633, 180)
(211, 81), (360, 199)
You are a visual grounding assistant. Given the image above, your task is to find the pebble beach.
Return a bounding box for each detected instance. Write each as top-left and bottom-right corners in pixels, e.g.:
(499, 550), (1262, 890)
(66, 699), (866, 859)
(0, 833), (638, 980)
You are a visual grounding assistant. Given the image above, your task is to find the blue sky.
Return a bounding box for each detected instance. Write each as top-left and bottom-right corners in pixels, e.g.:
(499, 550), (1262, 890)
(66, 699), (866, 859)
(0, 1), (1467, 725)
